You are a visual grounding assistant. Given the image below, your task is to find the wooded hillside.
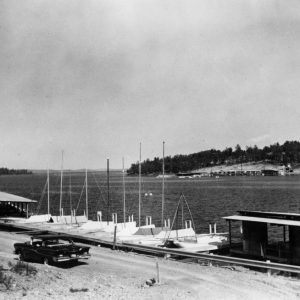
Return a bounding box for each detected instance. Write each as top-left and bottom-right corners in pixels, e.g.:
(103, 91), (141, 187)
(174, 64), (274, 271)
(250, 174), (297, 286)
(127, 141), (300, 175)
(0, 168), (32, 175)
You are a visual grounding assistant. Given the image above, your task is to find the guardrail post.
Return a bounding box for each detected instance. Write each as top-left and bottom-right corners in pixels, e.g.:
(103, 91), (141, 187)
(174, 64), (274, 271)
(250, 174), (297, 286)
(266, 260), (271, 277)
(113, 225), (117, 250)
(209, 253), (213, 266)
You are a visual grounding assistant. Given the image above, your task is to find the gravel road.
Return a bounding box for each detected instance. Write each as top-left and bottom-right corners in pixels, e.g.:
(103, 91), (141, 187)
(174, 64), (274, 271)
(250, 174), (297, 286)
(0, 231), (300, 299)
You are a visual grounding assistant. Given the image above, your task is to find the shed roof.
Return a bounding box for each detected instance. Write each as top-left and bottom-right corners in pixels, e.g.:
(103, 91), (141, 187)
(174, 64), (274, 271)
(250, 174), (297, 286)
(223, 215), (300, 227)
(238, 210), (300, 221)
(0, 191), (37, 203)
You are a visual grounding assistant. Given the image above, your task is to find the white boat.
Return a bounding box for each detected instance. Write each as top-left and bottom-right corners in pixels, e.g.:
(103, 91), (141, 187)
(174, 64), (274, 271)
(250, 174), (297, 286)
(119, 142), (227, 252)
(124, 194), (227, 252)
(74, 145), (156, 237)
(48, 152), (88, 226)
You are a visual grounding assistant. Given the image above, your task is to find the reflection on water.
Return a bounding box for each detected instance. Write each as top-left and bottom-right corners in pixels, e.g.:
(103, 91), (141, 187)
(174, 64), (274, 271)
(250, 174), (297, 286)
(0, 173), (300, 234)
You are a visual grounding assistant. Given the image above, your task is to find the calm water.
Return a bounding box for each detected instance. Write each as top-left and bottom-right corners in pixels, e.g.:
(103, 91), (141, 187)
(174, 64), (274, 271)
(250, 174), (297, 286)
(1, 172), (300, 234)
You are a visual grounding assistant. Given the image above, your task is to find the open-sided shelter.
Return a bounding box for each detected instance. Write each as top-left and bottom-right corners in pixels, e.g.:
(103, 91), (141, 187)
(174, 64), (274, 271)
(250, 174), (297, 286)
(0, 191), (37, 219)
(224, 210), (300, 265)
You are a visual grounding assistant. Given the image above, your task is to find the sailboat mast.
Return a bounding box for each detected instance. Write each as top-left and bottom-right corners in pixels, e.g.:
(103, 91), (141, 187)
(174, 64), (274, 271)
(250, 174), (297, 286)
(122, 157), (126, 225)
(85, 168), (88, 219)
(162, 141), (165, 228)
(107, 158), (110, 225)
(47, 169), (50, 215)
(59, 150), (64, 216)
(69, 171), (72, 224)
(138, 142), (141, 227)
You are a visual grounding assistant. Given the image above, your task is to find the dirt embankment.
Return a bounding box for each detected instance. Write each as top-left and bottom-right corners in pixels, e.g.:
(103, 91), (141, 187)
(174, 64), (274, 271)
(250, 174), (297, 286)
(1, 231), (300, 299)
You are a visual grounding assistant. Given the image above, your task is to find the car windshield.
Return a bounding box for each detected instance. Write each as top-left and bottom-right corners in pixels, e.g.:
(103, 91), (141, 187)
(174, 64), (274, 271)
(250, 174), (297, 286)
(44, 239), (73, 247)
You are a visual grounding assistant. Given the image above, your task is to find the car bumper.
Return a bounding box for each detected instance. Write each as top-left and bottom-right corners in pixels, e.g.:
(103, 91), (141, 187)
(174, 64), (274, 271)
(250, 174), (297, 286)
(54, 254), (91, 262)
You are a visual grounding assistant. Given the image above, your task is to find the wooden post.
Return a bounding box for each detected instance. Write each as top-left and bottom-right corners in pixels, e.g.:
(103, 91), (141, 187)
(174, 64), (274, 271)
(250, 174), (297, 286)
(47, 169), (50, 215)
(59, 150), (64, 217)
(85, 168), (88, 220)
(69, 171), (72, 224)
(138, 143), (141, 227)
(162, 141), (165, 228)
(181, 200), (184, 229)
(229, 220), (232, 249)
(266, 260), (271, 277)
(107, 158), (110, 225)
(156, 260), (160, 284)
(113, 225), (117, 250)
(209, 253), (213, 266)
(122, 157), (126, 226)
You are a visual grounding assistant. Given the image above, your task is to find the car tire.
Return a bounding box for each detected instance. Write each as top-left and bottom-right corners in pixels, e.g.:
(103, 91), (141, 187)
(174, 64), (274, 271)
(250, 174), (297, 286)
(44, 257), (50, 265)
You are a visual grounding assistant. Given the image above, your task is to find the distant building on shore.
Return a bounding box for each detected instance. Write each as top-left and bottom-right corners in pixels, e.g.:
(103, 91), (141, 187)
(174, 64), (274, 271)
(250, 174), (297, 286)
(261, 169), (278, 176)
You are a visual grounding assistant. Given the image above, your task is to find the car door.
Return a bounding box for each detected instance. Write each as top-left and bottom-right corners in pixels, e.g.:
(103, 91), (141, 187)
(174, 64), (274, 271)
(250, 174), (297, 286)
(23, 242), (42, 262)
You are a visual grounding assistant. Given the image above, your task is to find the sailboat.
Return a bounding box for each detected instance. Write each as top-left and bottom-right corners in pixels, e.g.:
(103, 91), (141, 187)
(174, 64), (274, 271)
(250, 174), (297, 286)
(79, 145), (156, 239)
(77, 157), (137, 235)
(116, 146), (157, 239)
(120, 142), (228, 252)
(13, 168), (57, 224)
(157, 193), (228, 252)
(16, 169), (52, 224)
(39, 151), (88, 226)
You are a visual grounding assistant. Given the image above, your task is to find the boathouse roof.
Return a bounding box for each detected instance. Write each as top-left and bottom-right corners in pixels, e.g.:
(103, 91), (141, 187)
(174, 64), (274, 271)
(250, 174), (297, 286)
(0, 191), (37, 203)
(224, 210), (300, 227)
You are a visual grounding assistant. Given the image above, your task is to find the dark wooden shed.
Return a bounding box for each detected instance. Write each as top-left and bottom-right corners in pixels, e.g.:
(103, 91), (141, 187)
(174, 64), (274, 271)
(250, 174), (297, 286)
(224, 211), (300, 265)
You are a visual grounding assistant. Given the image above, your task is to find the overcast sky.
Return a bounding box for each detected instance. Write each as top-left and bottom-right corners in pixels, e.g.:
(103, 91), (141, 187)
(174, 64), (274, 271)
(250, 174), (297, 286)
(0, 0), (300, 169)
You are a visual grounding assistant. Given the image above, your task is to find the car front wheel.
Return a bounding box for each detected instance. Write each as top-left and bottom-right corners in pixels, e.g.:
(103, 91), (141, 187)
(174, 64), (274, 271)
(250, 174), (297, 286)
(19, 252), (25, 261)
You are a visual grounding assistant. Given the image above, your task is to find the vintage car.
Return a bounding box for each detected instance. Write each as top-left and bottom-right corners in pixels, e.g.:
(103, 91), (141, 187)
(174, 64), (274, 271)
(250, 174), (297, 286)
(14, 234), (91, 265)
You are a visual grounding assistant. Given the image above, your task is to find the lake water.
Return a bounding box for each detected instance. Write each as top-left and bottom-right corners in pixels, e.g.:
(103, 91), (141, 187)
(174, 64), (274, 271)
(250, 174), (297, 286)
(1, 172), (300, 235)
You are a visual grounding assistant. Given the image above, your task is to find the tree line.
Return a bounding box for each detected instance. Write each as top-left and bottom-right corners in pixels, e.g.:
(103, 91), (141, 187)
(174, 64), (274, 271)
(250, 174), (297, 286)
(0, 168), (32, 175)
(127, 141), (300, 175)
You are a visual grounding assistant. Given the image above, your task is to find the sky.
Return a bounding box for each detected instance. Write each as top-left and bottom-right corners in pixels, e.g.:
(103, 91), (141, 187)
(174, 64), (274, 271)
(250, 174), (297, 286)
(0, 0), (300, 169)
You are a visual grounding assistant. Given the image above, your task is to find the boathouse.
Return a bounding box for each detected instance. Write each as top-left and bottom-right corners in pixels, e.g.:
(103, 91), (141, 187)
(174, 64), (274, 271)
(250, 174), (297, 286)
(261, 169), (278, 176)
(0, 191), (37, 219)
(224, 211), (300, 265)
